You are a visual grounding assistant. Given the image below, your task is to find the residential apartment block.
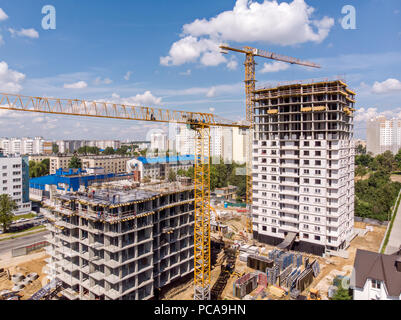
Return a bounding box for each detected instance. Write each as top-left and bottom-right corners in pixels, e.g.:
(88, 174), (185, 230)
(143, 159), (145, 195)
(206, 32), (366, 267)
(0, 137), (52, 155)
(367, 117), (401, 156)
(42, 181), (195, 300)
(55, 140), (121, 154)
(0, 153), (31, 215)
(252, 80), (355, 256)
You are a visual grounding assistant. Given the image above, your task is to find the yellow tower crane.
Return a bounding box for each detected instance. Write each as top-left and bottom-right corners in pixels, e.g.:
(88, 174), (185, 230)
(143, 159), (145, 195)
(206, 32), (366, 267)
(0, 92), (249, 300)
(220, 45), (321, 235)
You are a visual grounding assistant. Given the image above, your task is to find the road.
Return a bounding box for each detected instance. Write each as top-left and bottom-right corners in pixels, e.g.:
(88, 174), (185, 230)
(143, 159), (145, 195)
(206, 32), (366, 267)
(0, 230), (50, 256)
(385, 199), (401, 254)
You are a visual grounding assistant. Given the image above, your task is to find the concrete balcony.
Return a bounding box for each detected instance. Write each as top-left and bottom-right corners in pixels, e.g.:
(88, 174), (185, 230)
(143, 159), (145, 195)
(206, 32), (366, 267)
(279, 224), (299, 233)
(279, 189), (299, 196)
(279, 215), (299, 224)
(280, 207), (299, 214)
(279, 180), (299, 187)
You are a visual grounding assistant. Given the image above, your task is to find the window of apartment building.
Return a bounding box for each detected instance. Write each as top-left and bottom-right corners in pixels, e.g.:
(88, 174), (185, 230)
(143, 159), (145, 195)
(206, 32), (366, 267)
(303, 224), (309, 230)
(303, 215), (309, 221)
(13, 185), (21, 189)
(272, 219), (277, 224)
(303, 188), (309, 193)
(271, 167), (276, 172)
(315, 170), (321, 175)
(262, 175), (267, 180)
(2, 173), (7, 177)
(304, 142), (309, 147)
(262, 209), (267, 213)
(272, 142), (277, 147)
(272, 210), (277, 216)
(2, 180), (6, 184)
(304, 178), (309, 184)
(315, 235), (321, 241)
(315, 198), (321, 204)
(3, 187), (7, 191)
(262, 200), (267, 205)
(272, 202), (277, 207)
(271, 176), (277, 181)
(315, 141), (321, 147)
(315, 151), (321, 156)
(262, 192), (267, 197)
(315, 160), (321, 166)
(304, 160), (310, 165)
(371, 279), (381, 289)
(271, 185), (277, 190)
(315, 217), (321, 222)
(271, 150), (277, 155)
(303, 233), (309, 239)
(304, 169), (309, 174)
(315, 179), (321, 185)
(315, 189), (321, 194)
(303, 206), (309, 211)
(271, 159), (277, 164)
(261, 142), (267, 147)
(262, 226), (267, 231)
(304, 151), (310, 156)
(272, 228), (277, 233)
(2, 166), (6, 169)
(271, 193), (277, 198)
(303, 197), (309, 202)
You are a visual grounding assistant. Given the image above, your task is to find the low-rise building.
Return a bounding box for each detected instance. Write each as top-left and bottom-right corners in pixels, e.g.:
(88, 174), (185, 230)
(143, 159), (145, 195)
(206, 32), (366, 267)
(81, 156), (131, 174)
(214, 185), (238, 201)
(127, 155), (194, 181)
(352, 249), (401, 300)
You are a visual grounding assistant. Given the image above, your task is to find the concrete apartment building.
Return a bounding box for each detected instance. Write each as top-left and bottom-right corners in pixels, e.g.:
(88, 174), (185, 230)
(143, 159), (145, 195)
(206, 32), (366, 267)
(41, 181), (195, 300)
(56, 140), (121, 154)
(367, 117), (401, 156)
(252, 80), (355, 256)
(0, 137), (52, 155)
(0, 153), (31, 215)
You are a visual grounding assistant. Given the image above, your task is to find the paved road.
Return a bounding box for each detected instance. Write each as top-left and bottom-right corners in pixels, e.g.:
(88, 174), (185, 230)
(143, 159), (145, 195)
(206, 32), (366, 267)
(0, 230), (50, 256)
(385, 200), (401, 254)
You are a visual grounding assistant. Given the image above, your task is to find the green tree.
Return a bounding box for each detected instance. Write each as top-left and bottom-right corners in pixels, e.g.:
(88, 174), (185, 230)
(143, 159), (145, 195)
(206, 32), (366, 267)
(29, 160), (49, 178)
(168, 170), (177, 182)
(103, 147), (115, 155)
(0, 194), (17, 233)
(375, 151), (397, 173)
(355, 154), (373, 167)
(355, 166), (367, 178)
(395, 149), (401, 171)
(116, 146), (129, 156)
(331, 285), (352, 300)
(69, 155), (82, 169)
(52, 143), (59, 154)
(140, 149), (148, 156)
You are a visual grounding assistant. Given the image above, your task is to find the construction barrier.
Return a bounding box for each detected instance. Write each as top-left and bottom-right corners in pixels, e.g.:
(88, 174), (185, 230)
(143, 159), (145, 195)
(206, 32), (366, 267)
(11, 241), (49, 257)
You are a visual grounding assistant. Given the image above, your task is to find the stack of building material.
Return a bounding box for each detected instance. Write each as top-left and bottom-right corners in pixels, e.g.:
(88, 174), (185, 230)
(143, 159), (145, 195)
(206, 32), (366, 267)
(239, 252), (249, 262)
(310, 260), (321, 277)
(233, 273), (258, 299)
(247, 254), (274, 272)
(276, 252), (294, 271)
(278, 265), (293, 287)
(295, 254), (303, 268)
(296, 268), (314, 292)
(266, 265), (279, 285)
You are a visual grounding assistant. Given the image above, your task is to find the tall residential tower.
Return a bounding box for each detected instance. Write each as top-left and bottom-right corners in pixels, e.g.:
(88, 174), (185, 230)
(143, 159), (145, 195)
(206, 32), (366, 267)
(252, 80), (355, 256)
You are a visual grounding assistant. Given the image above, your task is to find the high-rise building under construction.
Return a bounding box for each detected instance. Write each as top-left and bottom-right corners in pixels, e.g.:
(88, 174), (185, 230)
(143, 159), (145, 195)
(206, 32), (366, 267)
(251, 80), (355, 256)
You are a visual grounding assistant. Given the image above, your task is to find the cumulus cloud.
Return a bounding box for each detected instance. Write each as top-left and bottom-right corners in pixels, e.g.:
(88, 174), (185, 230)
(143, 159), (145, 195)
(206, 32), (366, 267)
(206, 87), (216, 98)
(355, 107), (401, 123)
(0, 61), (26, 93)
(63, 81), (88, 89)
(260, 61), (290, 73)
(179, 69), (192, 76)
(372, 78), (401, 94)
(0, 8), (8, 21)
(226, 58), (238, 70)
(9, 28), (39, 39)
(161, 0), (334, 68)
(110, 91), (162, 106)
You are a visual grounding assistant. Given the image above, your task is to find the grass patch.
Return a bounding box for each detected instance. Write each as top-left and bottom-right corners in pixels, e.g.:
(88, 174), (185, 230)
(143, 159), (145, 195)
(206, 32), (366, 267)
(12, 212), (37, 221)
(0, 225), (46, 241)
(381, 192), (401, 254)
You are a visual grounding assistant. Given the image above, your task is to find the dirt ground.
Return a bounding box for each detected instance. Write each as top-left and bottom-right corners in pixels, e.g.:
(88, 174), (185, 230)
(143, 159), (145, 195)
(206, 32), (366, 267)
(0, 250), (49, 300)
(391, 174), (401, 183)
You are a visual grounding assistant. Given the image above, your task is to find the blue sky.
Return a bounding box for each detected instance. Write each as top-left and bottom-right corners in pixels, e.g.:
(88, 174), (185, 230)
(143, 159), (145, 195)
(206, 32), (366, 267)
(0, 0), (400, 140)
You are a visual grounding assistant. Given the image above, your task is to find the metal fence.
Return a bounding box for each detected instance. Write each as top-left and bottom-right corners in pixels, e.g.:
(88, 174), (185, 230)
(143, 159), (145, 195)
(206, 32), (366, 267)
(11, 241), (49, 257)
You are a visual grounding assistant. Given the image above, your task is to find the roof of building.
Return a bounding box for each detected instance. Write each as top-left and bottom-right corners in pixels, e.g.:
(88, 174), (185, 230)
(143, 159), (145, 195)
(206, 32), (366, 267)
(136, 155), (194, 164)
(353, 249), (401, 297)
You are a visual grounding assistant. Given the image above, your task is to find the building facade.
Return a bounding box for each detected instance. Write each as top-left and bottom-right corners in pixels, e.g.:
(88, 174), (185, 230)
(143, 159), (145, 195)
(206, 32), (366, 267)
(367, 117), (401, 156)
(42, 181), (195, 300)
(0, 137), (52, 155)
(252, 80), (355, 256)
(0, 154), (31, 215)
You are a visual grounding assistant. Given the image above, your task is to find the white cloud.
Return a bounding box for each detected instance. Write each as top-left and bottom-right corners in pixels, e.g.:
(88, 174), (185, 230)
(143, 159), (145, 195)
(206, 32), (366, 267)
(226, 58), (238, 70)
(109, 91), (162, 106)
(206, 87), (216, 98)
(0, 61), (26, 93)
(260, 61), (290, 73)
(0, 8), (8, 21)
(124, 71), (132, 81)
(63, 81), (88, 89)
(0, 35), (3, 46)
(372, 79), (401, 94)
(94, 77), (112, 85)
(161, 0), (334, 68)
(9, 28), (39, 39)
(355, 107), (401, 123)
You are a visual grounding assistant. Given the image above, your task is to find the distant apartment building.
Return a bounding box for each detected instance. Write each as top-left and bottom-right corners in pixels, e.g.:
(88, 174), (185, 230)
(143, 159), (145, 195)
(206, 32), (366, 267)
(56, 140), (121, 153)
(150, 133), (168, 152)
(42, 181), (195, 300)
(44, 155), (131, 175)
(0, 137), (52, 155)
(367, 117), (401, 155)
(252, 80), (355, 256)
(0, 153), (31, 215)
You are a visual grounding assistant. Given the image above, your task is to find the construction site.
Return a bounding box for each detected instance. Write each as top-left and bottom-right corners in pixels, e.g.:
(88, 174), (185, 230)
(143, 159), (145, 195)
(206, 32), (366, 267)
(0, 44), (364, 301)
